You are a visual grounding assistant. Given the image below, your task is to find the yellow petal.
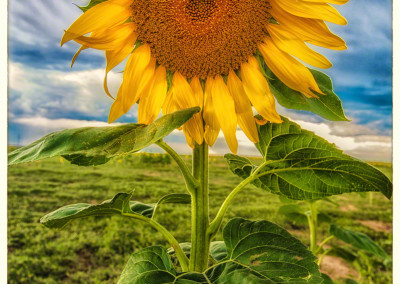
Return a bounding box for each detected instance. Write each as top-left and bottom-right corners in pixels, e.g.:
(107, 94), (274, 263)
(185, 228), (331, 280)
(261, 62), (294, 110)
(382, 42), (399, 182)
(267, 24), (332, 69)
(183, 127), (195, 149)
(190, 77), (204, 109)
(241, 59), (282, 123)
(302, 0), (349, 5)
(71, 23), (136, 51)
(120, 44), (152, 113)
(61, 0), (132, 45)
(162, 87), (179, 115)
(172, 72), (204, 144)
(71, 45), (88, 68)
(227, 70), (259, 143)
(138, 66), (168, 125)
(212, 75), (238, 154)
(203, 78), (220, 146)
(270, 4), (346, 50)
(271, 0), (347, 25)
(259, 37), (322, 98)
(108, 88), (124, 123)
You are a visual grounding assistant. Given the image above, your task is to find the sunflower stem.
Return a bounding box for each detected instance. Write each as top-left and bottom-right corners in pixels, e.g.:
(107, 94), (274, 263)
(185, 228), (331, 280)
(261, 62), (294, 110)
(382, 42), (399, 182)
(306, 200), (318, 254)
(189, 142), (210, 272)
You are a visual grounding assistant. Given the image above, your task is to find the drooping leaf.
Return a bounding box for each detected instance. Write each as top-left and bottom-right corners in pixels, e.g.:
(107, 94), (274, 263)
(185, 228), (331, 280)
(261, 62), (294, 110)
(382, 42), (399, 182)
(257, 54), (348, 121)
(120, 218), (322, 283)
(40, 192), (154, 228)
(77, 0), (107, 12)
(225, 117), (392, 200)
(40, 192), (192, 229)
(8, 107), (200, 166)
(152, 193), (191, 218)
(329, 225), (390, 260)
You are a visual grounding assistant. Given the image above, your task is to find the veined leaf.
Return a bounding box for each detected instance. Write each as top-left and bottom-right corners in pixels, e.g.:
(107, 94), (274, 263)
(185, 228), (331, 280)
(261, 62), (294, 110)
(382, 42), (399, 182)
(329, 225), (390, 260)
(321, 274), (334, 284)
(40, 192), (153, 228)
(118, 246), (177, 284)
(8, 107), (200, 166)
(225, 117), (392, 200)
(257, 54), (348, 121)
(119, 218), (322, 283)
(41, 192), (191, 228)
(77, 0), (107, 12)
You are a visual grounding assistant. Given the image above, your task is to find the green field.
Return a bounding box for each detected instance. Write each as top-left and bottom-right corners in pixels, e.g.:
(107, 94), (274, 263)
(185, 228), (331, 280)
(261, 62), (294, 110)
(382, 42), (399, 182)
(8, 152), (392, 283)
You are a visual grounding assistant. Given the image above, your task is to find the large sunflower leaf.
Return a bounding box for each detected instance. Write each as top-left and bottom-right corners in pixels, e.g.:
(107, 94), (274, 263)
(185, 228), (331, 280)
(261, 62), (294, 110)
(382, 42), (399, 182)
(257, 54), (348, 121)
(329, 225), (390, 260)
(119, 218), (322, 283)
(8, 107), (200, 166)
(225, 117), (392, 200)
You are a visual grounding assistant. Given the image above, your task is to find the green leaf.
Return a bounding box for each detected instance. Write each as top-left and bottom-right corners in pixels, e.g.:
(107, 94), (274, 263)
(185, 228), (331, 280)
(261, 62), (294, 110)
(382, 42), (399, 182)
(8, 107), (200, 166)
(121, 218), (322, 283)
(62, 154), (110, 166)
(40, 192), (154, 228)
(225, 117), (392, 200)
(257, 54), (348, 121)
(118, 246), (177, 284)
(278, 204), (308, 225)
(321, 273), (334, 284)
(152, 193), (191, 218)
(167, 241), (227, 263)
(212, 217), (321, 283)
(329, 225), (390, 260)
(77, 0), (107, 12)
(327, 246), (357, 263)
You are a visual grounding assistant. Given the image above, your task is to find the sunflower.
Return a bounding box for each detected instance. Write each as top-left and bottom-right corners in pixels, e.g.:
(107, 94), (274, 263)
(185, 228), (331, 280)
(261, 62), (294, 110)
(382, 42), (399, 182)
(62, 0), (347, 153)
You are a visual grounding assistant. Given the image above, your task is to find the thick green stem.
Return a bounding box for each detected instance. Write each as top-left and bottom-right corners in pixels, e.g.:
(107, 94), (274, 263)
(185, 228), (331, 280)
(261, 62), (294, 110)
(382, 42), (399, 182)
(307, 200), (318, 254)
(189, 142), (210, 272)
(209, 161), (268, 237)
(156, 140), (199, 193)
(122, 212), (189, 271)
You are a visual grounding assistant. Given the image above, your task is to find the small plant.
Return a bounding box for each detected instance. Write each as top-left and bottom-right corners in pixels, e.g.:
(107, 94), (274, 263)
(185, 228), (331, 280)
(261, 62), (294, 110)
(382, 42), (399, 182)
(278, 198), (392, 283)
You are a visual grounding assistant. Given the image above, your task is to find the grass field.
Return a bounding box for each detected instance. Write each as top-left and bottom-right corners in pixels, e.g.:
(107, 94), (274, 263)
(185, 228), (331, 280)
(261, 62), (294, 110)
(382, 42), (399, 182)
(8, 151), (392, 283)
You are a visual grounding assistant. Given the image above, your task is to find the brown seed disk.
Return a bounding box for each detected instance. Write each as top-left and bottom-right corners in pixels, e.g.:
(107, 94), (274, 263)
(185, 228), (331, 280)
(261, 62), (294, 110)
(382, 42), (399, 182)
(131, 0), (271, 79)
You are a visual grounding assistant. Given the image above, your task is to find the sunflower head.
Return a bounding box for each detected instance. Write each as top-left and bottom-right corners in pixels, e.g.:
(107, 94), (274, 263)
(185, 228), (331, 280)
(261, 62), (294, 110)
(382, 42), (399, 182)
(62, 0), (347, 153)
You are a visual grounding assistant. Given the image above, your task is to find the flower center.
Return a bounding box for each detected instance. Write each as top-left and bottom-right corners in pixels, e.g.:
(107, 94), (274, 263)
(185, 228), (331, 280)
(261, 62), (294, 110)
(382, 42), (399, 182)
(131, 0), (271, 78)
(185, 0), (217, 23)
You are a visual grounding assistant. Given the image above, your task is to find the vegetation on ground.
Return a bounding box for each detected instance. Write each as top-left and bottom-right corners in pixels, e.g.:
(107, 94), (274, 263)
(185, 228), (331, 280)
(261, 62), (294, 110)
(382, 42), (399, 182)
(8, 150), (392, 283)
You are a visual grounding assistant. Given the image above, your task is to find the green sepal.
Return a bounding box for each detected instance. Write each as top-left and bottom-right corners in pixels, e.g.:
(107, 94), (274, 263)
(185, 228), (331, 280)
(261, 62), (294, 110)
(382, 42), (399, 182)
(119, 218), (323, 283)
(77, 0), (107, 12)
(225, 116), (392, 200)
(329, 225), (390, 260)
(256, 54), (348, 121)
(8, 107), (200, 166)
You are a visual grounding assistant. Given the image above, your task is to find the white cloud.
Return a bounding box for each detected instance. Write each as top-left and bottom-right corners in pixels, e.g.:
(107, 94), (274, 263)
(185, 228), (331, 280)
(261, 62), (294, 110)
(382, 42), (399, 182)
(11, 115), (392, 162)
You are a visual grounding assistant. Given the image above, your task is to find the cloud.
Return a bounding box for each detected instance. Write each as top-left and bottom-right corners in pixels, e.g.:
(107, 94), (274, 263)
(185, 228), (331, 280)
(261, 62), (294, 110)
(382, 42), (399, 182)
(9, 115), (392, 162)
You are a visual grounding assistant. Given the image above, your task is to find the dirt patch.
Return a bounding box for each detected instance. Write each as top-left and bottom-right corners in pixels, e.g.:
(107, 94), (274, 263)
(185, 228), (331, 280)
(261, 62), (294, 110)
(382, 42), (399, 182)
(357, 220), (392, 233)
(320, 255), (358, 280)
(340, 204), (358, 212)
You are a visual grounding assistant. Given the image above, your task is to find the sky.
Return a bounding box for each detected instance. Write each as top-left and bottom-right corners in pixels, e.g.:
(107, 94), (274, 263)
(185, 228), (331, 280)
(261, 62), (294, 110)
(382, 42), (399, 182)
(7, 0), (393, 161)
